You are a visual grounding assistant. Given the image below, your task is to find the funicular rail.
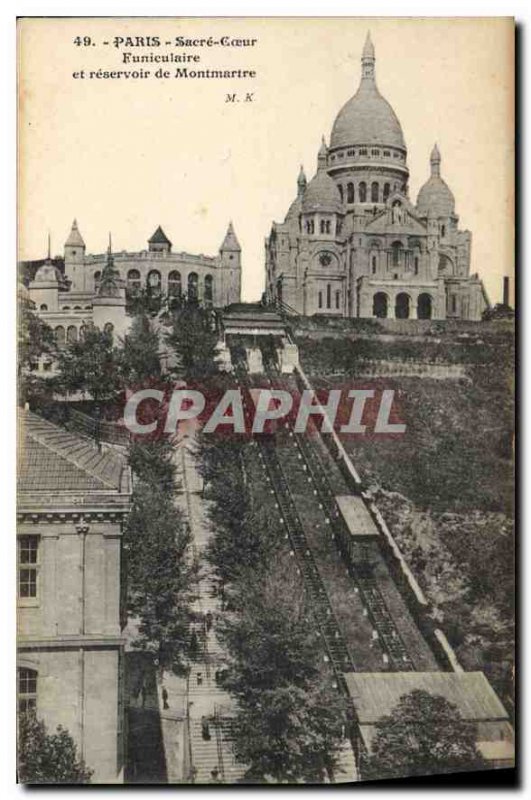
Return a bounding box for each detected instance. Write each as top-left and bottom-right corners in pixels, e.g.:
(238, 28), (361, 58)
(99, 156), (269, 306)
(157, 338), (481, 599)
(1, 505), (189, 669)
(263, 364), (415, 672)
(234, 364), (355, 689)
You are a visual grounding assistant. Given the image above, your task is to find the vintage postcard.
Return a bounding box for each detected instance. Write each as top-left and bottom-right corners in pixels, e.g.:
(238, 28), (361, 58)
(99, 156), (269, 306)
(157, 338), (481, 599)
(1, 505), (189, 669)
(17, 17), (515, 785)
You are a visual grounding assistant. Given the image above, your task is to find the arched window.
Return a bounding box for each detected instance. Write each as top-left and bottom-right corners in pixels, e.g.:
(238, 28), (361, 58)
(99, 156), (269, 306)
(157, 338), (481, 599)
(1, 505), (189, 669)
(373, 292), (388, 318)
(62, 306), (70, 311)
(127, 269), (141, 291)
(310, 219), (315, 234)
(326, 220), (331, 234)
(168, 270), (182, 298)
(326, 284), (331, 309)
(358, 182), (367, 203)
(338, 184), (344, 203)
(84, 305), (91, 310)
(347, 183), (355, 203)
(371, 182), (379, 203)
(188, 272), (199, 302)
(335, 290), (340, 309)
(391, 241), (402, 267)
(54, 325), (65, 346)
(320, 220), (326, 234)
(414, 256), (419, 275)
(204, 274), (213, 307)
(417, 293), (433, 320)
(383, 183), (391, 201)
(318, 291), (323, 309)
(395, 292), (410, 319)
(79, 324), (87, 342)
(18, 667), (38, 714)
(39, 304), (48, 311)
(67, 325), (78, 344)
(441, 224), (446, 238)
(372, 255), (377, 274)
(74, 306), (82, 311)
(147, 270), (162, 294)
(94, 271), (101, 292)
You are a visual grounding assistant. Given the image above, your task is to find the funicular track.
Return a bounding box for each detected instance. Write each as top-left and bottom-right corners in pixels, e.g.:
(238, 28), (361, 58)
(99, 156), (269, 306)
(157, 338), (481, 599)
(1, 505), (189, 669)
(233, 364), (355, 689)
(262, 363), (415, 673)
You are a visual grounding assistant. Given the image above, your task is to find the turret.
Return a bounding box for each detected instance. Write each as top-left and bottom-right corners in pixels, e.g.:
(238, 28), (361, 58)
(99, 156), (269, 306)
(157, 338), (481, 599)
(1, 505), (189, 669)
(92, 234), (129, 338)
(297, 165), (307, 198)
(219, 222), (242, 306)
(64, 219), (86, 291)
(28, 234), (60, 312)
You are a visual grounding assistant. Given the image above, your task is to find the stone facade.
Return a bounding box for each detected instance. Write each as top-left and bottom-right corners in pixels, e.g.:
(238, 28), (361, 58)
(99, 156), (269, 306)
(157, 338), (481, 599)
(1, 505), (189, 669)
(265, 34), (489, 321)
(26, 220), (242, 344)
(17, 411), (131, 783)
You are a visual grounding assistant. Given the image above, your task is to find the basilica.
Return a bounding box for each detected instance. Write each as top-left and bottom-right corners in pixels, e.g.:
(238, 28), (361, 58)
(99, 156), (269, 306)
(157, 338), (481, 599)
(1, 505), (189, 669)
(264, 34), (489, 321)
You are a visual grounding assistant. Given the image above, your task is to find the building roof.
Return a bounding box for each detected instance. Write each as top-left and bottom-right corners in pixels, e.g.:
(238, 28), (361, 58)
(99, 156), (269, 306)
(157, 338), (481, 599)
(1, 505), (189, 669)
(148, 225), (172, 246)
(343, 672), (510, 724)
(18, 410), (130, 497)
(335, 495), (379, 537)
(65, 219), (85, 248)
(330, 35), (406, 152)
(220, 221), (241, 252)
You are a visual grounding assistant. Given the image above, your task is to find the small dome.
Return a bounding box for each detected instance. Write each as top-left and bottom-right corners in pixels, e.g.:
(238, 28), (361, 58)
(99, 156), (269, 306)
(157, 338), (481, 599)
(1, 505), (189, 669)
(302, 168), (342, 214)
(416, 176), (455, 217)
(32, 261), (60, 284)
(302, 142), (342, 214)
(65, 219), (85, 248)
(330, 34), (406, 151)
(416, 145), (455, 217)
(285, 195), (303, 222)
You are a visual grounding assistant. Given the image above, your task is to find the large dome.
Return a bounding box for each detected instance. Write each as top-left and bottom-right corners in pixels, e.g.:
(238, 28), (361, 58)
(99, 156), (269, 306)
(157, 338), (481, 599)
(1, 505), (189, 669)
(330, 33), (406, 152)
(330, 85), (406, 151)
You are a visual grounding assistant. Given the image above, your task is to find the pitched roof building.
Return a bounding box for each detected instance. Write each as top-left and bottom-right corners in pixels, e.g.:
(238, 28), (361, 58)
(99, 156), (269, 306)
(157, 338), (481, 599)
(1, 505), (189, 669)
(17, 410), (131, 783)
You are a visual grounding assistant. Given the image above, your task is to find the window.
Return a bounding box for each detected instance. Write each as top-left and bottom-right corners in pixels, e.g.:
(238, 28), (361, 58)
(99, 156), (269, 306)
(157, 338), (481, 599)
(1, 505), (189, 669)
(94, 271), (101, 292)
(383, 150), (391, 157)
(188, 272), (199, 302)
(320, 220), (326, 234)
(318, 291), (323, 309)
(18, 668), (38, 714)
(127, 269), (141, 291)
(67, 325), (78, 344)
(338, 184), (343, 203)
(18, 536), (39, 599)
(391, 241), (401, 266)
(73, 306), (82, 311)
(359, 148), (367, 156)
(204, 274), (213, 306)
(319, 253), (332, 267)
(39, 304), (48, 312)
(168, 270), (182, 298)
(372, 256), (377, 274)
(371, 149), (380, 156)
(451, 295), (457, 313)
(358, 182), (367, 203)
(54, 325), (65, 346)
(347, 183), (354, 204)
(326, 284), (331, 309)
(371, 182), (379, 203)
(147, 270), (162, 293)
(383, 183), (390, 201)
(414, 256), (419, 275)
(335, 290), (340, 309)
(441, 224), (446, 238)
(325, 220), (331, 234)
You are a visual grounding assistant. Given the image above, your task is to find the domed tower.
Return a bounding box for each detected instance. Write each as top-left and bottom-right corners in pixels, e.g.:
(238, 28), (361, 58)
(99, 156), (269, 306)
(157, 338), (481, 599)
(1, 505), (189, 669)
(328, 33), (409, 212)
(92, 234), (129, 338)
(28, 235), (61, 312)
(417, 144), (462, 280)
(301, 138), (344, 239)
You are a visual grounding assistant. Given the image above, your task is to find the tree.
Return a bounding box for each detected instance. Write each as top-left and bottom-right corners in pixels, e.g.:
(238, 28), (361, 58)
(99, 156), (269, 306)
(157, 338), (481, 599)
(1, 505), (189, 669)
(18, 712), (93, 784)
(217, 558), (348, 783)
(117, 314), (161, 386)
(363, 689), (485, 780)
(18, 298), (57, 406)
(55, 327), (122, 410)
(165, 304), (218, 380)
(128, 437), (177, 492)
